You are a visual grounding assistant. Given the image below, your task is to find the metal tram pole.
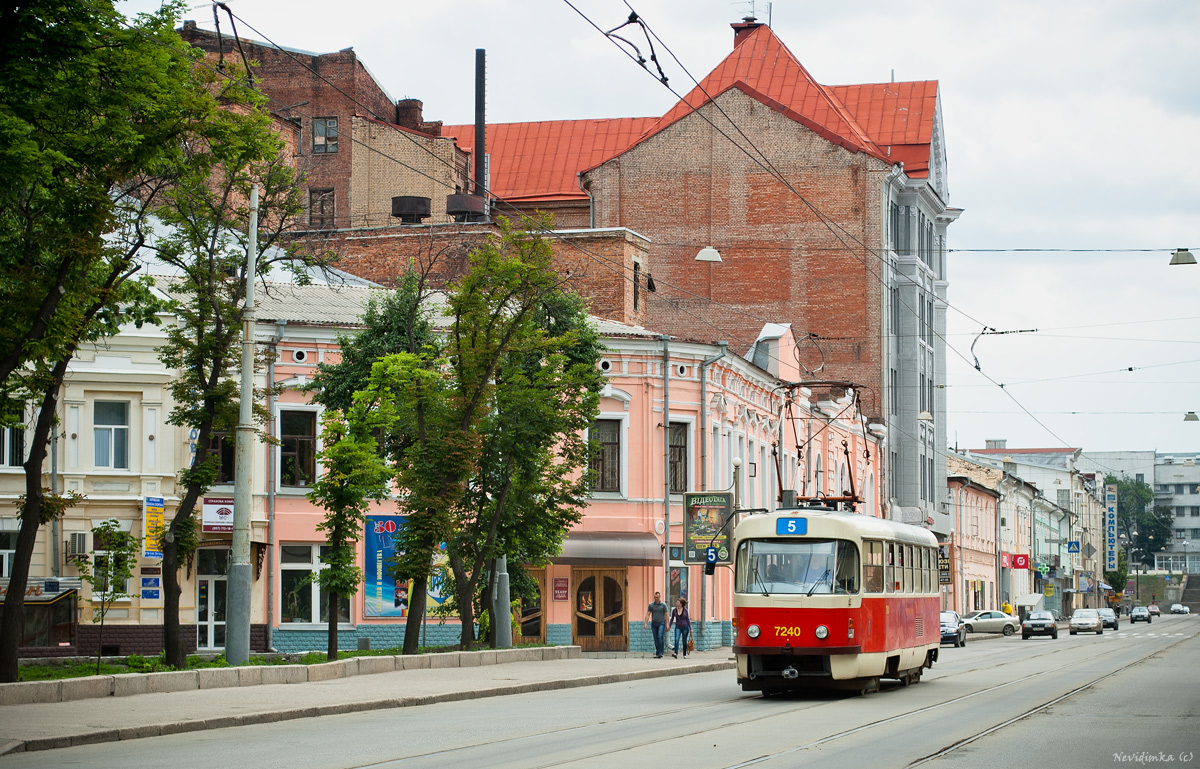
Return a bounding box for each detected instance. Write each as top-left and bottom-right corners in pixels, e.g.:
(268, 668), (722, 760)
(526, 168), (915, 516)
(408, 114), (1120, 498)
(226, 183), (259, 666)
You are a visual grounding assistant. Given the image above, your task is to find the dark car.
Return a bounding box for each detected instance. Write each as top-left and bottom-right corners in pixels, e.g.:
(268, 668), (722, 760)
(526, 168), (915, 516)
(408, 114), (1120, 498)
(1098, 608), (1118, 630)
(1021, 610), (1058, 640)
(940, 610), (967, 647)
(1130, 606), (1152, 623)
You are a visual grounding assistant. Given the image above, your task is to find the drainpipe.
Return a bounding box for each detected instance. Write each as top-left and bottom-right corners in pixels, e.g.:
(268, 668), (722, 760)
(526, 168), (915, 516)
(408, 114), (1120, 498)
(698, 341), (727, 646)
(577, 172), (594, 229)
(661, 336), (671, 608)
(265, 320), (286, 652)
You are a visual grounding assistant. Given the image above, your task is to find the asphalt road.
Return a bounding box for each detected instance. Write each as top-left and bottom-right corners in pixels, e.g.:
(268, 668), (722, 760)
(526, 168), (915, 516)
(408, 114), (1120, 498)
(4, 615), (1197, 769)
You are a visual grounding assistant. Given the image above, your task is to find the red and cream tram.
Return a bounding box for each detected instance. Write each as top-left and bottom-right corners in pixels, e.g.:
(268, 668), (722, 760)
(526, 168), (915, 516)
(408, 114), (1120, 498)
(732, 506), (940, 694)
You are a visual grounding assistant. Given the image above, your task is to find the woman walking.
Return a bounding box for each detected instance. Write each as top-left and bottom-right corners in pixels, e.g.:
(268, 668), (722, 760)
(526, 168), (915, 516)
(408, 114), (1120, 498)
(670, 598), (691, 658)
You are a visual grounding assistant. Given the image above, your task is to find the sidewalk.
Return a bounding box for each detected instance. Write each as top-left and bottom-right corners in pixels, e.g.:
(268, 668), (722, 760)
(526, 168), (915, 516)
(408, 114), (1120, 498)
(0, 648), (733, 756)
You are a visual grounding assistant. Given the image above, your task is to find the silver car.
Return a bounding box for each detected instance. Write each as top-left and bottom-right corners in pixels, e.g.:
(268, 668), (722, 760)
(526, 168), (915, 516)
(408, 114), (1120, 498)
(1069, 608), (1103, 635)
(962, 610), (1020, 636)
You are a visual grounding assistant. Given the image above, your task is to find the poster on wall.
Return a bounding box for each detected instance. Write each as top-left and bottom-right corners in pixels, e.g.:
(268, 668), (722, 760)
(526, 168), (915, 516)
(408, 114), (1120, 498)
(365, 515), (408, 618)
(683, 492), (733, 565)
(364, 515), (452, 618)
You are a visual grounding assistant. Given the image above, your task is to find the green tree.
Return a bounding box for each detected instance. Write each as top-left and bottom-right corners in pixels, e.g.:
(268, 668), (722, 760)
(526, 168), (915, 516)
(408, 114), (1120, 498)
(445, 283), (604, 648)
(77, 520), (140, 675)
(308, 268), (440, 655)
(308, 408), (392, 660)
(153, 95), (316, 668)
(1104, 473), (1166, 565)
(353, 219), (603, 649)
(0, 0), (217, 682)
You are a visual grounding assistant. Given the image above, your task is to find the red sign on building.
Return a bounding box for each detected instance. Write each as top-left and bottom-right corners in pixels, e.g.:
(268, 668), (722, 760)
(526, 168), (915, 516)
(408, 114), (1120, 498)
(553, 577), (569, 601)
(1012, 554), (1030, 569)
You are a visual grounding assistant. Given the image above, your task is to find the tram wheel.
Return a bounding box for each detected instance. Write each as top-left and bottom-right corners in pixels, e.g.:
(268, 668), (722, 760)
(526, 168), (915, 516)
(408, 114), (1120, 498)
(858, 677), (880, 696)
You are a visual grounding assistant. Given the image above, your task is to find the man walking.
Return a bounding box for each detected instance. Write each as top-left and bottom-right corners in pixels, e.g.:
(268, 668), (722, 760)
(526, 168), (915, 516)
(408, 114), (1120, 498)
(644, 591), (668, 658)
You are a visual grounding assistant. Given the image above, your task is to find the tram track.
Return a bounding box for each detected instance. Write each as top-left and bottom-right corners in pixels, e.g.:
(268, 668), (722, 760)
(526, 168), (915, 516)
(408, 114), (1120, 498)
(349, 623), (1196, 769)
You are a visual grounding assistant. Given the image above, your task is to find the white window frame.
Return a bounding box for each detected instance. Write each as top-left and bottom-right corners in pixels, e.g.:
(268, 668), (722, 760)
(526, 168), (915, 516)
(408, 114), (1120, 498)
(588, 413), (629, 499)
(90, 549), (132, 600)
(276, 404), (322, 492)
(667, 416), (696, 498)
(278, 543), (352, 627)
(93, 400), (131, 470)
(0, 420), (25, 469)
(0, 530), (16, 578)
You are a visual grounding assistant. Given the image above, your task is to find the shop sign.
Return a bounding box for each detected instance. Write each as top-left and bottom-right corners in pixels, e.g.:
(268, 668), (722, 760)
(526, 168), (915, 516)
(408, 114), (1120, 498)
(201, 497), (234, 533)
(553, 577), (569, 601)
(683, 492), (733, 565)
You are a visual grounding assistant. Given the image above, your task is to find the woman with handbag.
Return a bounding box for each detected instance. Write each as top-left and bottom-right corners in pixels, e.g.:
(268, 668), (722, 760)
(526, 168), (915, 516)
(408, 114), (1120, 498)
(670, 598), (691, 658)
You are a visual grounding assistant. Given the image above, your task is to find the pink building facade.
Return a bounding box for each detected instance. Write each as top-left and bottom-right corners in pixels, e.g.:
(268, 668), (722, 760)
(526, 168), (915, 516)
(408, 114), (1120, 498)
(946, 476), (1000, 614)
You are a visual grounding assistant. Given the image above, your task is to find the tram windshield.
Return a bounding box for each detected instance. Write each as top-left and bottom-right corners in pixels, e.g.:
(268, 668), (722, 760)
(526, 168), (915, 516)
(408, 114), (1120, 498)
(735, 538), (859, 595)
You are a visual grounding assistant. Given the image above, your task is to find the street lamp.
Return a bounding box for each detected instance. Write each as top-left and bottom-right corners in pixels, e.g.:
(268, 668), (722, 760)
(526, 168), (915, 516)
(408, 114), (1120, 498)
(1169, 247), (1196, 265)
(1184, 540), (1191, 575)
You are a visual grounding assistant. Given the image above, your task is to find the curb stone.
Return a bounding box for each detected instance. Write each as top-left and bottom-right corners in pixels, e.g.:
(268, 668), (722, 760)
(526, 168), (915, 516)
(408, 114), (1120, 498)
(0, 659), (733, 756)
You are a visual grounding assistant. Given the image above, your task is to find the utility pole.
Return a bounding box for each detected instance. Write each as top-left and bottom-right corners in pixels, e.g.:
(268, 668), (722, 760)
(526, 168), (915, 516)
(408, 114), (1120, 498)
(227, 183), (259, 666)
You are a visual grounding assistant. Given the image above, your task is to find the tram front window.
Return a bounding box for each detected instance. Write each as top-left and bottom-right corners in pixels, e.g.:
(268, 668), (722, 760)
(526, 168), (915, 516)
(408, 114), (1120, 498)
(735, 539), (859, 595)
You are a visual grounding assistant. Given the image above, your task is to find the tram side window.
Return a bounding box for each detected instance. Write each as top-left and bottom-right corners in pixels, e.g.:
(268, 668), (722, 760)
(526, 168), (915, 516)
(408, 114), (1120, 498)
(886, 542), (896, 592)
(863, 540), (884, 593)
(904, 544), (914, 593)
(921, 547), (930, 592)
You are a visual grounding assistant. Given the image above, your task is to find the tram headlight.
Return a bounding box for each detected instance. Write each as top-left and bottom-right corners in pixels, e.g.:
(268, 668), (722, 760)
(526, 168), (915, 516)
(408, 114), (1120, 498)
(815, 625), (829, 640)
(746, 624), (761, 639)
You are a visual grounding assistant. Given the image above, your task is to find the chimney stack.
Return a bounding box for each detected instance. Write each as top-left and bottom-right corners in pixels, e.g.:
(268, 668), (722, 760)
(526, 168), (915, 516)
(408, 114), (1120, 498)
(731, 16), (762, 47)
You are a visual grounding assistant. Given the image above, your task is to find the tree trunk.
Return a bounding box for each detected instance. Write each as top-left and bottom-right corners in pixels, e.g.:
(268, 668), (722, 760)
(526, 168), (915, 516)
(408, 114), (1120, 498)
(162, 533), (184, 669)
(485, 558), (497, 648)
(450, 554), (476, 649)
(327, 591), (339, 661)
(95, 600), (106, 675)
(0, 360), (66, 682)
(402, 574), (427, 655)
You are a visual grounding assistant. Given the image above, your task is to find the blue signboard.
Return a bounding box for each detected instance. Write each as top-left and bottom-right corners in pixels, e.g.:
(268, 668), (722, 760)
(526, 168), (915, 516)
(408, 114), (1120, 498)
(1067, 541), (1080, 553)
(775, 518), (808, 536)
(141, 589), (160, 600)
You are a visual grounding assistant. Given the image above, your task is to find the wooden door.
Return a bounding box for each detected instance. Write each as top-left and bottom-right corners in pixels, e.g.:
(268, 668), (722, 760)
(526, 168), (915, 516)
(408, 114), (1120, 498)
(573, 568), (627, 652)
(514, 569), (546, 645)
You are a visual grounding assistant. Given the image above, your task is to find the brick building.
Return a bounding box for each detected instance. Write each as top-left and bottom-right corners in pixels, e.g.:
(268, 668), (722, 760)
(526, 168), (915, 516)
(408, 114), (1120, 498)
(448, 20), (961, 535)
(179, 18), (959, 534)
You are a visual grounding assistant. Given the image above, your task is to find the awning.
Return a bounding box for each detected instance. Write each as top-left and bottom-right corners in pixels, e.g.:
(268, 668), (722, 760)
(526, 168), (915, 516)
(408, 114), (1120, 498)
(550, 531), (662, 567)
(1098, 582), (1113, 591)
(1014, 593), (1045, 607)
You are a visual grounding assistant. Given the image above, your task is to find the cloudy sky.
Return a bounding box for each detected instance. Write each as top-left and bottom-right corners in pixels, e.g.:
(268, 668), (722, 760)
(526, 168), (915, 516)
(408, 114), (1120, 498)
(121, 0), (1200, 454)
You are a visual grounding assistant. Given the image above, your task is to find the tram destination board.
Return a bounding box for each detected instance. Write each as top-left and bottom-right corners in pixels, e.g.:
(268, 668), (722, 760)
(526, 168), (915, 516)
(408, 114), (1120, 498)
(775, 517), (808, 536)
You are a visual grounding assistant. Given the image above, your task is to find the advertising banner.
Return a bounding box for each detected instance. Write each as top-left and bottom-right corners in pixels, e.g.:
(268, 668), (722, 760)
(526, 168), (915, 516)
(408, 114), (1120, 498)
(143, 497), (164, 559)
(1105, 484), (1118, 571)
(683, 491), (733, 565)
(365, 515), (408, 618)
(201, 497), (234, 533)
(364, 515), (451, 618)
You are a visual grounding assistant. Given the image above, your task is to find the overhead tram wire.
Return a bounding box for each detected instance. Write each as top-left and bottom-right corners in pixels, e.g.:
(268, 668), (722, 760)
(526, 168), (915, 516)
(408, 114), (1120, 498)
(142, 11), (1125, 466)
(578, 2), (1133, 461)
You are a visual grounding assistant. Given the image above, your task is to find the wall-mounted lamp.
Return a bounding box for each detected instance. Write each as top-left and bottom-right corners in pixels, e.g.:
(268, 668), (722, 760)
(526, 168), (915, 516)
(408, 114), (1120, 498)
(695, 246), (722, 263)
(917, 410), (933, 422)
(1169, 247), (1196, 266)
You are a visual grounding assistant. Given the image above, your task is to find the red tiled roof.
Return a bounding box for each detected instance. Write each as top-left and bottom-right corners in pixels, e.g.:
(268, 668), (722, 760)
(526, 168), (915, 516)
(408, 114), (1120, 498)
(619, 24), (887, 164)
(830, 81), (939, 178)
(446, 25), (937, 201)
(442, 118), (657, 203)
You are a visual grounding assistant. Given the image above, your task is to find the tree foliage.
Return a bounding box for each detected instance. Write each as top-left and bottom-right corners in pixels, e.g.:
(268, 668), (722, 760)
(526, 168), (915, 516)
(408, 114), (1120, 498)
(1104, 473), (1167, 565)
(308, 408), (392, 660)
(338, 218), (605, 649)
(77, 520), (140, 675)
(0, 0), (227, 682)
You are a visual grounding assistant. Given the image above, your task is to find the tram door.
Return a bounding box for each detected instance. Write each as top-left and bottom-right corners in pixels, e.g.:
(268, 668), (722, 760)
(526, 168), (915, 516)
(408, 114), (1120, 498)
(573, 568), (627, 652)
(514, 569), (546, 645)
(196, 549), (229, 651)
